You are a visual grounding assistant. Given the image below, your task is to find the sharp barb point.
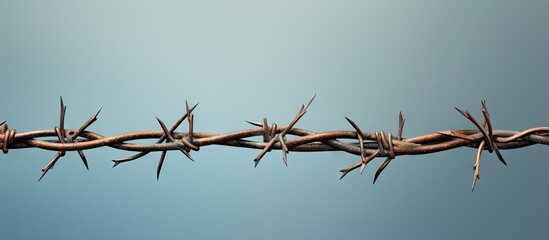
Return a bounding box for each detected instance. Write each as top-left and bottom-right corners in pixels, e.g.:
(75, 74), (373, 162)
(305, 93), (317, 110)
(245, 120), (262, 127)
(373, 158), (391, 184)
(38, 173), (47, 182)
(454, 107), (468, 117)
(180, 149), (194, 162)
(157, 151), (167, 181)
(494, 146), (507, 166)
(373, 171), (382, 184)
(111, 152), (148, 165)
(112, 161), (121, 168)
(185, 100), (191, 115)
(78, 150), (89, 170)
(339, 171), (349, 180)
(95, 107), (102, 116)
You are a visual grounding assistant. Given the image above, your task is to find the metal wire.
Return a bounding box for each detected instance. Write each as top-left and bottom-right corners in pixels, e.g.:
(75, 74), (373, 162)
(1, 95), (547, 190)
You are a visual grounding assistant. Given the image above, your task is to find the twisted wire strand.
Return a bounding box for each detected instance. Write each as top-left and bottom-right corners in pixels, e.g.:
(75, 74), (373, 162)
(1, 96), (547, 190)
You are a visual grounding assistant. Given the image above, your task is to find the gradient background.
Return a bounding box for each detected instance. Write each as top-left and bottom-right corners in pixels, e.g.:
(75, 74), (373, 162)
(1, 1), (548, 239)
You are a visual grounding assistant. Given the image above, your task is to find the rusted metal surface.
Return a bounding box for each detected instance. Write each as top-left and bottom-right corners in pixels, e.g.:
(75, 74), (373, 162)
(1, 95), (547, 190)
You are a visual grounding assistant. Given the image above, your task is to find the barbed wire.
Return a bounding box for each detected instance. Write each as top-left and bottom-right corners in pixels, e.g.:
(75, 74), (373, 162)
(1, 95), (547, 190)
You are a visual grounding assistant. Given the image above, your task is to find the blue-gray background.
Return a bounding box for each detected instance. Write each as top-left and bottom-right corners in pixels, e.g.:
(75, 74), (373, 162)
(1, 1), (548, 239)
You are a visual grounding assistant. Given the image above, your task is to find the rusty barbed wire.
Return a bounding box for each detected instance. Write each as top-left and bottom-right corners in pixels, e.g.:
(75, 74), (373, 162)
(1, 95), (548, 190)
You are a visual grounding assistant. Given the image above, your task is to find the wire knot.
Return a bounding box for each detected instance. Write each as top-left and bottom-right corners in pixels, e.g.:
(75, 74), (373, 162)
(1, 122), (16, 154)
(375, 131), (395, 160)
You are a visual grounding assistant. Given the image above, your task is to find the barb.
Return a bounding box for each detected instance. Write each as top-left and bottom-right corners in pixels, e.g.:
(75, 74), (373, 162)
(38, 97), (101, 181)
(253, 93), (316, 167)
(111, 103), (198, 167)
(1, 96), (548, 190)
